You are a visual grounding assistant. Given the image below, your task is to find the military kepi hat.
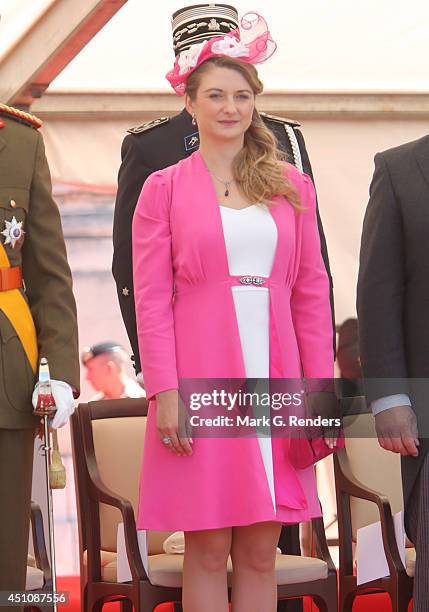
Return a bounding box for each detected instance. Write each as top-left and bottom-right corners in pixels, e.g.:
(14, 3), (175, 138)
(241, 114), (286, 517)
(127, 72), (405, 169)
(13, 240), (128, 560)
(81, 341), (125, 364)
(167, 11), (276, 95)
(172, 3), (239, 55)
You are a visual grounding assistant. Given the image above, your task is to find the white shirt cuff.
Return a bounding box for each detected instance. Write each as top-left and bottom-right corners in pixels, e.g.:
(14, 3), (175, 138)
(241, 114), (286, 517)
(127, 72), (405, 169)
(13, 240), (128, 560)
(371, 393), (411, 416)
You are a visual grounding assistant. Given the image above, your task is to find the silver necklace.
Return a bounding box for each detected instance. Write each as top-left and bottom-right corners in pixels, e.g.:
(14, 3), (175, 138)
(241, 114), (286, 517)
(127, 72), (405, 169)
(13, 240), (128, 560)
(209, 170), (234, 197)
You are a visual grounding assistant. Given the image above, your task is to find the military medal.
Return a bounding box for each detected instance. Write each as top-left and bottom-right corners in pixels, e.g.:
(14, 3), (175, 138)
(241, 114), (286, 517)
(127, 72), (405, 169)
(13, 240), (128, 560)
(2, 216), (24, 248)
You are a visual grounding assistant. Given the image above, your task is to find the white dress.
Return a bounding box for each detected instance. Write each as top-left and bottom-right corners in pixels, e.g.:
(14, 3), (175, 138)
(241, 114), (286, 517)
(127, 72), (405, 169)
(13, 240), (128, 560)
(219, 204), (278, 511)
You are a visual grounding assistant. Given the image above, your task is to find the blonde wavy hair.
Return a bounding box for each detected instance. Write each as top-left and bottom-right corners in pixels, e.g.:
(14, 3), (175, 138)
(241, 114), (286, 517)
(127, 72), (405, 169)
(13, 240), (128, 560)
(185, 56), (301, 209)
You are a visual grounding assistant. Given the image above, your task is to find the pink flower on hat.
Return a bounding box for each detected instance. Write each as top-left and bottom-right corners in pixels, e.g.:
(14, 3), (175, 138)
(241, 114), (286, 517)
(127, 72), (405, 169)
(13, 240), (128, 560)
(178, 40), (208, 76)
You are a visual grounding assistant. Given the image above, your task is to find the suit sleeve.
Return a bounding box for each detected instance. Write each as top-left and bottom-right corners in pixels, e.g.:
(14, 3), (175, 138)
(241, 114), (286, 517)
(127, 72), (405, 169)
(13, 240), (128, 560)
(112, 134), (153, 374)
(22, 132), (79, 394)
(290, 173), (334, 379)
(294, 127), (336, 356)
(357, 153), (410, 402)
(132, 172), (178, 401)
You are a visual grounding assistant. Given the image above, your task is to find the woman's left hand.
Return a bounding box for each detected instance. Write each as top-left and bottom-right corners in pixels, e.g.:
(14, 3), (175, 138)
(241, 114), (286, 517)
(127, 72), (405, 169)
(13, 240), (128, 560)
(323, 426), (340, 449)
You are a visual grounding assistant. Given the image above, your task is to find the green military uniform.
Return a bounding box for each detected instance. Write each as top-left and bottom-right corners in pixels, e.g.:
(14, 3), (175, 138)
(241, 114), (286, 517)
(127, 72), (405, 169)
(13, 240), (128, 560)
(0, 104), (79, 600)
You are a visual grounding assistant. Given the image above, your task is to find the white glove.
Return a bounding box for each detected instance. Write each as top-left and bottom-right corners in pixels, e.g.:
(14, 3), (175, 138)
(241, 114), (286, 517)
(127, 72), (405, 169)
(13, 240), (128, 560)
(32, 380), (75, 429)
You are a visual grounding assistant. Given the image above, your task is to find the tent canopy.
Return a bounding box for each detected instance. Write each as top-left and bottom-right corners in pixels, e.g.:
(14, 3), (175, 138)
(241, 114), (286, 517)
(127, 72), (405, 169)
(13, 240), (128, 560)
(2, 0), (429, 93)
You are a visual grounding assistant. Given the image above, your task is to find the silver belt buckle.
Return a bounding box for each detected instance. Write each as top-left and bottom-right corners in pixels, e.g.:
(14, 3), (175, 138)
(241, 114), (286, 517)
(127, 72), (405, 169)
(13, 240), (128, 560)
(239, 275), (266, 286)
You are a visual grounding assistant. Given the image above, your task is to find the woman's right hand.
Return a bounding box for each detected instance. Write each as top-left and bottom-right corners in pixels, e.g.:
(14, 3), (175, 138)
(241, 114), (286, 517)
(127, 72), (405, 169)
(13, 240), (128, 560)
(156, 389), (193, 456)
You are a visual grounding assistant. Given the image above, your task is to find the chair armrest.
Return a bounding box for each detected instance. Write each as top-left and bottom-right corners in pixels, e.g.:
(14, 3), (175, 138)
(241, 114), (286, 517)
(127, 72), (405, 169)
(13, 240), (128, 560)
(30, 501), (52, 586)
(334, 450), (406, 574)
(84, 458), (149, 582)
(335, 450), (391, 506)
(311, 516), (336, 573)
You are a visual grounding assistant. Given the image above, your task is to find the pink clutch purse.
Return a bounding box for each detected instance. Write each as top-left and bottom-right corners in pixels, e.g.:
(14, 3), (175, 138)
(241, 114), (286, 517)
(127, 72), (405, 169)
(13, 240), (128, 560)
(288, 432), (345, 469)
(288, 388), (345, 469)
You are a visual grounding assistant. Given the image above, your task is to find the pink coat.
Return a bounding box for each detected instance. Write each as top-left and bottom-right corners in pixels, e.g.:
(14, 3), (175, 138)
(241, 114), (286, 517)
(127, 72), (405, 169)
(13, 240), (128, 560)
(132, 150), (334, 531)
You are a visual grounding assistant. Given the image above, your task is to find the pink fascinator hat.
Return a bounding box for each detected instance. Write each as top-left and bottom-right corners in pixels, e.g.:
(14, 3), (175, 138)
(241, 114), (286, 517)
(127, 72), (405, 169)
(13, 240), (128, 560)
(166, 10), (277, 96)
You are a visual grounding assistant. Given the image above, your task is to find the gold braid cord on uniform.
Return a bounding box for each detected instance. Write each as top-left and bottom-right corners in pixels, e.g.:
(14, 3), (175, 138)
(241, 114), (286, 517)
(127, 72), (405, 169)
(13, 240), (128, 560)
(0, 244), (38, 372)
(0, 103), (42, 129)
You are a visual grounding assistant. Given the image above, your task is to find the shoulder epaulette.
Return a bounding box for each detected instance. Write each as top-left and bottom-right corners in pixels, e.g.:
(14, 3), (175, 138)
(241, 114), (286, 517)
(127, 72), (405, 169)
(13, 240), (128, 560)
(260, 112), (300, 128)
(127, 116), (170, 135)
(0, 103), (42, 129)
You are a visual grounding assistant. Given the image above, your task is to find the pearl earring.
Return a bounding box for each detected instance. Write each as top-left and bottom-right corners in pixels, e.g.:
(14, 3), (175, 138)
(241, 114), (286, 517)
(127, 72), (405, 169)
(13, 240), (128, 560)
(192, 113), (197, 126)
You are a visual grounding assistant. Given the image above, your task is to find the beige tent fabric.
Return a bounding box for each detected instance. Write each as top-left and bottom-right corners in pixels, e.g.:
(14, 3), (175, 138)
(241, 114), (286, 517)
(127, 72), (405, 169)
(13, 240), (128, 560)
(40, 120), (130, 187)
(46, 2), (429, 91)
(3, 2), (429, 91)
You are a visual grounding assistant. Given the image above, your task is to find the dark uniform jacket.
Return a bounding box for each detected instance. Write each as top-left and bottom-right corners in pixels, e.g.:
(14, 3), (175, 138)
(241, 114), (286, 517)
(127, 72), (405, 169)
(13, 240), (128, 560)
(357, 134), (429, 536)
(113, 109), (335, 374)
(0, 105), (79, 429)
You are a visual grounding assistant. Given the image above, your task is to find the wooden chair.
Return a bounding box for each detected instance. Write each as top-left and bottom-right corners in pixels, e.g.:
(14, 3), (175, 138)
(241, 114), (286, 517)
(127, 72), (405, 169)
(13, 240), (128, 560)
(71, 398), (338, 611)
(334, 397), (414, 611)
(24, 501), (53, 611)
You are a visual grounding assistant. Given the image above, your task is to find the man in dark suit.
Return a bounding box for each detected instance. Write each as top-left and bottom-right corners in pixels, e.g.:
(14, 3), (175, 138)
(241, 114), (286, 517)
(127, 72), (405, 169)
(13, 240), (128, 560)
(357, 134), (429, 609)
(112, 5), (335, 611)
(336, 318), (363, 398)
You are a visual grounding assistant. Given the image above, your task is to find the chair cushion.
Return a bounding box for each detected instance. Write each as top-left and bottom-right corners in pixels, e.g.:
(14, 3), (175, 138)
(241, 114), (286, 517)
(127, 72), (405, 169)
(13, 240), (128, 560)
(99, 552), (328, 587)
(83, 549), (118, 567)
(103, 559), (119, 583)
(274, 555), (328, 585)
(26, 566), (44, 590)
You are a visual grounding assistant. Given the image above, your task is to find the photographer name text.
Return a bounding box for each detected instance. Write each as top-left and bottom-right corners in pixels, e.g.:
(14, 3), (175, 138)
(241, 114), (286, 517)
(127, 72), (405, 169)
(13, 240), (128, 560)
(189, 415), (342, 428)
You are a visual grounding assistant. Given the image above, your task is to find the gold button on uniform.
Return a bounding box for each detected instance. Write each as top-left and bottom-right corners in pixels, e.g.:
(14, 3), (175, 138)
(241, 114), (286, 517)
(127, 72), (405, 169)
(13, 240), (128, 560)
(10, 199), (16, 208)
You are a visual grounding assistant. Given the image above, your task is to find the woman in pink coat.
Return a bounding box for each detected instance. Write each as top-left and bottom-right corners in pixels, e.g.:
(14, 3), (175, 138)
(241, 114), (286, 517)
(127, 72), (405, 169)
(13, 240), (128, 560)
(132, 13), (336, 612)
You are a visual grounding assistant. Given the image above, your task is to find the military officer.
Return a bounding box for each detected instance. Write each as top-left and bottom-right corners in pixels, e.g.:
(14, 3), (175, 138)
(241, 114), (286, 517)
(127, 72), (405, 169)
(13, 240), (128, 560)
(81, 341), (145, 400)
(0, 103), (79, 604)
(112, 6), (334, 612)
